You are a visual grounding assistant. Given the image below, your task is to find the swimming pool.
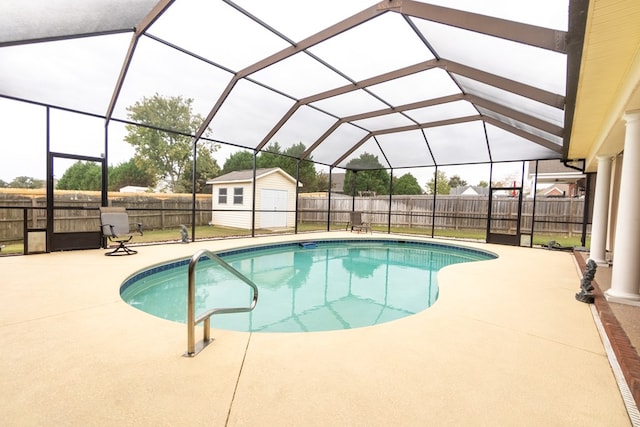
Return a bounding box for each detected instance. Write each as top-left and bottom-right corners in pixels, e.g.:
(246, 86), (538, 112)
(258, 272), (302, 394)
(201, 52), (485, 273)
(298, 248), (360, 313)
(120, 239), (496, 332)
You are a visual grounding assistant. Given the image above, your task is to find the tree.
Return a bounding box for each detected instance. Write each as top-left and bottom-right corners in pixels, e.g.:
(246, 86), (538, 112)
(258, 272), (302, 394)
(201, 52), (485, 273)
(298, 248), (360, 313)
(56, 162), (101, 191)
(392, 173), (423, 195)
(256, 142), (282, 169)
(108, 159), (156, 191)
(222, 143), (320, 192)
(343, 153), (390, 196)
(0, 179), (8, 188)
(315, 172), (329, 192)
(177, 150), (221, 193)
(425, 170), (451, 195)
(222, 151), (254, 174)
(56, 159), (157, 192)
(258, 142), (317, 192)
(125, 93), (218, 192)
(478, 180), (488, 188)
(448, 174), (467, 189)
(8, 176), (45, 189)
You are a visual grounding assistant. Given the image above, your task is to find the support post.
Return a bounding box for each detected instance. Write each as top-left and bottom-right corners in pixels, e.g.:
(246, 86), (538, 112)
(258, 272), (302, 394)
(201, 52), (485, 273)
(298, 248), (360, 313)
(589, 155), (613, 266)
(607, 110), (640, 304)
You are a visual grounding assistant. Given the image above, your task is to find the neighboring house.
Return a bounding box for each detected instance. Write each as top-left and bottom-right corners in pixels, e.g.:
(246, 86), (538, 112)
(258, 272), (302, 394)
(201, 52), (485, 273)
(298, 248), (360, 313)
(449, 185), (489, 196)
(119, 185), (149, 193)
(330, 172), (346, 193)
(206, 168), (300, 229)
(527, 159), (586, 197)
(539, 184), (570, 197)
(318, 172), (346, 194)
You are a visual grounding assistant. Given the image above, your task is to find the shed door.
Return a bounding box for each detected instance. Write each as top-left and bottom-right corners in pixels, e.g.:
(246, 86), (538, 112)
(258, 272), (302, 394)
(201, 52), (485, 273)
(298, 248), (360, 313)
(260, 189), (288, 228)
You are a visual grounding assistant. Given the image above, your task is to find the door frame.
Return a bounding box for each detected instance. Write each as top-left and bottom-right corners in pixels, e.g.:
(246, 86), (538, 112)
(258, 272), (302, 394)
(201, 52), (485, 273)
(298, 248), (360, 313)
(46, 152), (106, 252)
(486, 186), (523, 246)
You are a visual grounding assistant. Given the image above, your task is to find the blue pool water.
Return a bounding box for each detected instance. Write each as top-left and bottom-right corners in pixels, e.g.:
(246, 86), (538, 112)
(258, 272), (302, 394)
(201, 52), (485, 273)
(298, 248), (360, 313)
(120, 240), (496, 332)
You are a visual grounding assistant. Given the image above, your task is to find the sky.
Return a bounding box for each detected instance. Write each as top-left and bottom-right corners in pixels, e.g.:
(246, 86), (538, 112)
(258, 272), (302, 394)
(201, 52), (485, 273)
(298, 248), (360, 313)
(0, 95), (524, 191)
(0, 0), (563, 189)
(0, 96), (526, 189)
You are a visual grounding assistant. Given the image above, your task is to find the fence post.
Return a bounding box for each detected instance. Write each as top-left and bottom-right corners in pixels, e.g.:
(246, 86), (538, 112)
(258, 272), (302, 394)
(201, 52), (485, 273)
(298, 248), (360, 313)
(31, 198), (37, 228)
(161, 199), (165, 230)
(408, 197), (413, 228)
(568, 197), (574, 237)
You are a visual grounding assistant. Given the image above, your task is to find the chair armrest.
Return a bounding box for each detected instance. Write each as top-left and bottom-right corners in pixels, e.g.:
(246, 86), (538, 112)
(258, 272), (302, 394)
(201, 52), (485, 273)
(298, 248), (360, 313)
(101, 223), (118, 238)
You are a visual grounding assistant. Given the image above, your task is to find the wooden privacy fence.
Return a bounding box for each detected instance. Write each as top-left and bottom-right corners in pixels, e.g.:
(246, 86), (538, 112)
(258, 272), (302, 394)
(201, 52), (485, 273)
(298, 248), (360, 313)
(0, 190), (212, 243)
(298, 195), (586, 236)
(0, 191), (586, 242)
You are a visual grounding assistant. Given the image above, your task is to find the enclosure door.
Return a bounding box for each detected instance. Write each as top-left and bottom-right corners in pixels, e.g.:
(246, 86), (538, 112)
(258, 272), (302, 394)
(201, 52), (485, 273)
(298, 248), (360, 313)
(47, 153), (104, 251)
(486, 187), (523, 246)
(260, 189), (288, 228)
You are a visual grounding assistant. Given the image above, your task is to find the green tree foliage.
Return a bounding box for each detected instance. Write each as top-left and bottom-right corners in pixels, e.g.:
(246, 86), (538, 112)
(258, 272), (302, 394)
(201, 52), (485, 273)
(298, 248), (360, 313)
(392, 173), (423, 195)
(425, 170), (451, 195)
(315, 172), (329, 192)
(297, 159), (321, 192)
(221, 143), (320, 192)
(257, 142), (282, 169)
(56, 162), (101, 190)
(125, 94), (217, 192)
(343, 153), (390, 196)
(8, 176), (45, 189)
(448, 174), (468, 189)
(478, 180), (489, 188)
(258, 142), (317, 192)
(177, 150), (221, 193)
(108, 159), (156, 191)
(222, 151), (254, 174)
(57, 160), (158, 192)
(0, 179), (8, 187)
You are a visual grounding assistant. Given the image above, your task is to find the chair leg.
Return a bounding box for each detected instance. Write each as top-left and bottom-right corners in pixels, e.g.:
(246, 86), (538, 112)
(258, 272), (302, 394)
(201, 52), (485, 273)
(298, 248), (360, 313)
(105, 241), (138, 256)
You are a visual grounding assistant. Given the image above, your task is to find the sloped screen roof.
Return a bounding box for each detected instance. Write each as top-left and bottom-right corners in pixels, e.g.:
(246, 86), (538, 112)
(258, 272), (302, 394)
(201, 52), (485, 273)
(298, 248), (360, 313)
(0, 0), (580, 171)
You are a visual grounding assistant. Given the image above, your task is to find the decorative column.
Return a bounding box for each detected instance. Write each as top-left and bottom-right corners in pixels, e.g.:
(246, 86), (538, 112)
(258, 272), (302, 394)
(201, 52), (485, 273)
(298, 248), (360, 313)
(589, 155), (613, 265)
(607, 110), (640, 304)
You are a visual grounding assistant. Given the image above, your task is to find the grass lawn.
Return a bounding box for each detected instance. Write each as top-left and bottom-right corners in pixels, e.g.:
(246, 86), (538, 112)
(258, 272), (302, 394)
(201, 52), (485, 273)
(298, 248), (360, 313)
(0, 223), (588, 255)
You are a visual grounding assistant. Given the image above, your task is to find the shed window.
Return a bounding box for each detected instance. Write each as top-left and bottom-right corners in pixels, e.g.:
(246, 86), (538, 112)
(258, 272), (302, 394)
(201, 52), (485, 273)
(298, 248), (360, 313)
(218, 188), (227, 204)
(233, 187), (243, 204)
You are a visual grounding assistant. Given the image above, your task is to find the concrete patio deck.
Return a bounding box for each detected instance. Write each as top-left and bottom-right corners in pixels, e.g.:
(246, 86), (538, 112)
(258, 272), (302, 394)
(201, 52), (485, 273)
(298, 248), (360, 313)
(0, 232), (634, 426)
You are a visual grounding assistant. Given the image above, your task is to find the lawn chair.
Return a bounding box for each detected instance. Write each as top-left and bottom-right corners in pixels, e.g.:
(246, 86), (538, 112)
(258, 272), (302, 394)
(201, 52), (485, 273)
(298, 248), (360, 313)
(99, 207), (143, 256)
(346, 211), (370, 233)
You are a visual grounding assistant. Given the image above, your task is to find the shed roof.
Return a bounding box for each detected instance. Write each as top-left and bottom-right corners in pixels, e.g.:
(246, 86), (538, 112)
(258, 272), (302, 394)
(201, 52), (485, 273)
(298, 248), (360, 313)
(207, 167), (299, 186)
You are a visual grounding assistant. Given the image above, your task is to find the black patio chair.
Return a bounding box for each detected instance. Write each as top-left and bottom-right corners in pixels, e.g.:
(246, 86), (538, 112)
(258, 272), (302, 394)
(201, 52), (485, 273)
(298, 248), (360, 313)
(346, 211), (370, 233)
(99, 207), (143, 256)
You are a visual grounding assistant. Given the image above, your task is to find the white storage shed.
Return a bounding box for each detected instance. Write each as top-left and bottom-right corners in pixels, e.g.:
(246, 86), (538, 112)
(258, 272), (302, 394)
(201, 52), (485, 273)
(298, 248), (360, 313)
(206, 168), (300, 229)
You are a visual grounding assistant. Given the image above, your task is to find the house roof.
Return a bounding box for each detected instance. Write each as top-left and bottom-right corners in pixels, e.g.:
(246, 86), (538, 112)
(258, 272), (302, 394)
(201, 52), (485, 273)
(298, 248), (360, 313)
(319, 172), (346, 192)
(206, 167), (300, 186)
(527, 159), (585, 183)
(450, 185), (489, 196)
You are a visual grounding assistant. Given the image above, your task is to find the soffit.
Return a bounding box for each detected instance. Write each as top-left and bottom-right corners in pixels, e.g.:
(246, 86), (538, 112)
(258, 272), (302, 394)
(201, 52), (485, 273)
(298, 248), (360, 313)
(568, 0), (640, 171)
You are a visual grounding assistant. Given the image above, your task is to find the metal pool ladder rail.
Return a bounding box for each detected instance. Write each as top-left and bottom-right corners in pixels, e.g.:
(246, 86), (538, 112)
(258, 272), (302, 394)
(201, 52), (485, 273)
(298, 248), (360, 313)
(185, 249), (259, 357)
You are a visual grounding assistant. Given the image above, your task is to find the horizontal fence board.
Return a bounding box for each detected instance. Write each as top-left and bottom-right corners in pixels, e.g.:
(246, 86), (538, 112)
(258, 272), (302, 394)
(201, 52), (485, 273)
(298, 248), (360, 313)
(298, 194), (586, 235)
(0, 191), (586, 242)
(0, 192), (213, 242)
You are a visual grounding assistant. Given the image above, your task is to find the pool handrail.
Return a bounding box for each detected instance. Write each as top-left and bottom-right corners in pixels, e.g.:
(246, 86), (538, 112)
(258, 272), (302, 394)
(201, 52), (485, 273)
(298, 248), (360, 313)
(185, 248), (259, 357)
